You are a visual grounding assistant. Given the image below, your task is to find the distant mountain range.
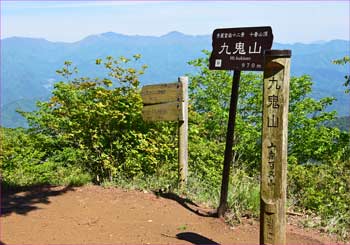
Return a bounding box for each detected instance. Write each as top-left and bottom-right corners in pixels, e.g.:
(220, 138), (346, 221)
(1, 31), (349, 128)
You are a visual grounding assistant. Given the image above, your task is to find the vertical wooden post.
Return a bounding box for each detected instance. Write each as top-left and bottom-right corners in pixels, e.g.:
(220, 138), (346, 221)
(178, 76), (188, 188)
(260, 50), (291, 245)
(218, 70), (241, 217)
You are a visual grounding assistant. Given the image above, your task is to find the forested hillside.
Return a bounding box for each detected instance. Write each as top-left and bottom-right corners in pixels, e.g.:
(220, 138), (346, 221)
(1, 33), (349, 127)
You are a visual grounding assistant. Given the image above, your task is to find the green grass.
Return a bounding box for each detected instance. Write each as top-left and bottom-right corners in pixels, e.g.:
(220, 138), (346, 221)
(101, 167), (260, 224)
(1, 163), (92, 188)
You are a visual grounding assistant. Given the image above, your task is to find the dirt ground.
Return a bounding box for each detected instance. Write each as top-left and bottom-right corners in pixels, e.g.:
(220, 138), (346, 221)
(0, 185), (346, 244)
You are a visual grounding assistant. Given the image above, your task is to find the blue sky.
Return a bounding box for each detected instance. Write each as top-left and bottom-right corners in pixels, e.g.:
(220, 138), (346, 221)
(1, 1), (349, 43)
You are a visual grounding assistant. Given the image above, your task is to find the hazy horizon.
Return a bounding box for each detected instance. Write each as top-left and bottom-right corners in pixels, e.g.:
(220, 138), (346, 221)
(1, 1), (349, 44)
(2, 30), (350, 45)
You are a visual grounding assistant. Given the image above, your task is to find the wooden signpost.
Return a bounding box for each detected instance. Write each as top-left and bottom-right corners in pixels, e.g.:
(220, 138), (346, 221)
(209, 26), (292, 245)
(209, 26), (273, 217)
(141, 77), (188, 187)
(260, 50), (291, 245)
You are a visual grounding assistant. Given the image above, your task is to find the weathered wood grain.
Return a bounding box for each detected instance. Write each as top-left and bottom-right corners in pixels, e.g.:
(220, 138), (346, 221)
(141, 82), (182, 105)
(260, 50), (291, 245)
(178, 76), (188, 187)
(141, 102), (183, 122)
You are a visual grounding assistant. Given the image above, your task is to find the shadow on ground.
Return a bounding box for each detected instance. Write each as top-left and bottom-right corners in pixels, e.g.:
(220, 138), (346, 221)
(1, 184), (74, 217)
(153, 190), (217, 217)
(287, 232), (327, 245)
(176, 232), (219, 245)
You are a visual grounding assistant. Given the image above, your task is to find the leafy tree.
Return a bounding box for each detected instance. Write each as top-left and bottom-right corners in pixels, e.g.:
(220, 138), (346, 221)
(287, 75), (343, 163)
(187, 51), (343, 173)
(19, 55), (177, 183)
(333, 56), (350, 93)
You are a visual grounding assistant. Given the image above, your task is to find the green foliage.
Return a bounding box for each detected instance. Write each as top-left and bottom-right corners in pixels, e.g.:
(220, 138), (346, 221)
(226, 168), (260, 220)
(2, 52), (349, 240)
(0, 127), (91, 186)
(325, 116), (350, 133)
(288, 159), (350, 239)
(187, 51), (343, 170)
(188, 109), (224, 185)
(184, 168), (260, 221)
(187, 51), (349, 239)
(333, 56), (350, 93)
(16, 55), (178, 183)
(188, 51), (262, 174)
(288, 75), (344, 164)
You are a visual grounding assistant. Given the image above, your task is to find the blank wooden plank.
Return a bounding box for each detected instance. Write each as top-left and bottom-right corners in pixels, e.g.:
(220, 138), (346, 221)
(141, 82), (182, 105)
(142, 102), (183, 121)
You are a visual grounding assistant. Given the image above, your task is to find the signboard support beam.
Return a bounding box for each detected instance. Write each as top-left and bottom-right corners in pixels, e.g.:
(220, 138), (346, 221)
(218, 70), (241, 217)
(178, 76), (188, 188)
(260, 50), (291, 245)
(141, 77), (188, 188)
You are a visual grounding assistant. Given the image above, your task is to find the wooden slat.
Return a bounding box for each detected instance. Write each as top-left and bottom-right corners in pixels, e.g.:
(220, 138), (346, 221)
(142, 102), (183, 122)
(141, 82), (182, 105)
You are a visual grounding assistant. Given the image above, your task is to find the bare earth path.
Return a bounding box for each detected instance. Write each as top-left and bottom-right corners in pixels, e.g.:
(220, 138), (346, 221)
(0, 185), (346, 244)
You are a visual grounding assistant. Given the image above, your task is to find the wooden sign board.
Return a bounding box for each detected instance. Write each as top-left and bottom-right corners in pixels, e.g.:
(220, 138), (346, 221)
(260, 50), (291, 245)
(141, 77), (189, 187)
(141, 82), (182, 105)
(142, 102), (183, 122)
(209, 26), (273, 71)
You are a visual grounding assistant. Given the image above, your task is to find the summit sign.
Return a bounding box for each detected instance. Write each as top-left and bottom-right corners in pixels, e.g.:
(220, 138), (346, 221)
(210, 26), (275, 218)
(209, 26), (273, 71)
